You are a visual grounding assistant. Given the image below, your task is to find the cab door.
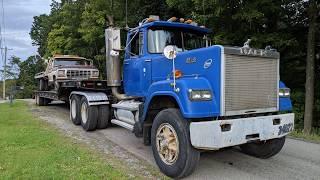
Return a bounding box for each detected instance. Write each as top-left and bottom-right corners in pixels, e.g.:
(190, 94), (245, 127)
(123, 31), (151, 96)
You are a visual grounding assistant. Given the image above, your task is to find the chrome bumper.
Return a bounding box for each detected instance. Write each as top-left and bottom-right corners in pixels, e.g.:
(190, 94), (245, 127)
(190, 113), (294, 150)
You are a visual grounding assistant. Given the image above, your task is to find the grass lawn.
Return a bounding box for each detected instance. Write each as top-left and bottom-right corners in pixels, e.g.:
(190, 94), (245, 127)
(0, 101), (128, 179)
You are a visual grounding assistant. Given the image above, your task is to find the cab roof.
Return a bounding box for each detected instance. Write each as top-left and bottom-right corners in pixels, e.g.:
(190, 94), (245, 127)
(131, 21), (212, 34)
(53, 55), (87, 60)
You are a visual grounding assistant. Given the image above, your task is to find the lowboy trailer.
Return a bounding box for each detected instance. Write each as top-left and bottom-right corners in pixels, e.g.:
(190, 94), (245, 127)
(35, 16), (294, 178)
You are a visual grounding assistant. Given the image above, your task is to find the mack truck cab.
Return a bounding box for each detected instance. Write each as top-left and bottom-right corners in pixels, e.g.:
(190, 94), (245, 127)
(69, 16), (294, 178)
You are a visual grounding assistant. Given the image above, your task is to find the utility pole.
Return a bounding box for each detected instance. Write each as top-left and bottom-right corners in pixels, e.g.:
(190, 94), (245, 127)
(1, 46), (13, 100)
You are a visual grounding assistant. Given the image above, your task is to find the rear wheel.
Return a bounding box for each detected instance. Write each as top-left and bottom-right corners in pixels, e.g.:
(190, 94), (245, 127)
(97, 105), (110, 129)
(80, 97), (98, 131)
(240, 136), (286, 159)
(70, 95), (81, 125)
(151, 108), (200, 178)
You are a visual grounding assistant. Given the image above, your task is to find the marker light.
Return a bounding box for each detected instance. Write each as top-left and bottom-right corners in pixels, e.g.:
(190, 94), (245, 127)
(167, 17), (177, 22)
(185, 19), (193, 24)
(174, 70), (183, 79)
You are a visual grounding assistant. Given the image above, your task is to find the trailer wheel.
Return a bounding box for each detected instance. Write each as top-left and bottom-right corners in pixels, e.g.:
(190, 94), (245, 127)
(97, 105), (110, 129)
(70, 95), (81, 125)
(151, 108), (200, 178)
(80, 97), (98, 131)
(240, 136), (286, 159)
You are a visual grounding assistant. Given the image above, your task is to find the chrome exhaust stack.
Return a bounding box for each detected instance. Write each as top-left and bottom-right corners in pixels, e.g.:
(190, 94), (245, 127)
(105, 21), (132, 100)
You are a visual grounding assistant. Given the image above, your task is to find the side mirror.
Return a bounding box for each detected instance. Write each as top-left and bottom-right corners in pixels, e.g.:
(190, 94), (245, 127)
(163, 45), (177, 60)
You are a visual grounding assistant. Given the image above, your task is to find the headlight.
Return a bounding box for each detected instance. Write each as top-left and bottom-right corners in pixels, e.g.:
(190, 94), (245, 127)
(91, 71), (99, 77)
(58, 70), (66, 77)
(279, 88), (290, 97)
(189, 90), (212, 101)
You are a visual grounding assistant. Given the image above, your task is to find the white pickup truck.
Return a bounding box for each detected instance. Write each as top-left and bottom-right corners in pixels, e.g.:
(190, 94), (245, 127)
(35, 55), (100, 91)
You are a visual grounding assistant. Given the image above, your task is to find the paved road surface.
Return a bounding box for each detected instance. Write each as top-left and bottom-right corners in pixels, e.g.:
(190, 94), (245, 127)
(26, 100), (320, 180)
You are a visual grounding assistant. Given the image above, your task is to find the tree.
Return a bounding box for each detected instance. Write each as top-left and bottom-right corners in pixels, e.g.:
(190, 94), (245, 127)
(16, 55), (45, 98)
(304, 0), (319, 134)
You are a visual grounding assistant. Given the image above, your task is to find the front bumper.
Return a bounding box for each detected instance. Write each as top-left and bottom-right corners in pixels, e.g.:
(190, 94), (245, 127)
(190, 113), (294, 150)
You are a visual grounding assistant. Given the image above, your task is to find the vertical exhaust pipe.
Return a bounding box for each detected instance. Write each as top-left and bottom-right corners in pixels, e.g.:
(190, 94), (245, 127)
(105, 18), (132, 100)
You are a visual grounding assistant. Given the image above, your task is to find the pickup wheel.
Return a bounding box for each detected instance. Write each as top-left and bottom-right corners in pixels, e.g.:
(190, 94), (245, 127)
(70, 95), (81, 125)
(96, 105), (110, 129)
(80, 97), (98, 131)
(240, 136), (286, 159)
(36, 95), (45, 106)
(39, 79), (48, 91)
(151, 108), (200, 178)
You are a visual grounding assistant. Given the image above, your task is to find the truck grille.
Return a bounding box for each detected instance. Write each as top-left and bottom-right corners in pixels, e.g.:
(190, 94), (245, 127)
(67, 70), (91, 79)
(224, 54), (278, 115)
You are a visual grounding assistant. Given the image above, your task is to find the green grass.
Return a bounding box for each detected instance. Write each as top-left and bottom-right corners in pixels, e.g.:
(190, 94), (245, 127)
(289, 129), (320, 143)
(0, 101), (128, 179)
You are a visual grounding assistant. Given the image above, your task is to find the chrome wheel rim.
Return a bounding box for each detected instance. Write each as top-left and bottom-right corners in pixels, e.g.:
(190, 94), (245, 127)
(156, 123), (179, 165)
(71, 99), (77, 119)
(81, 102), (88, 124)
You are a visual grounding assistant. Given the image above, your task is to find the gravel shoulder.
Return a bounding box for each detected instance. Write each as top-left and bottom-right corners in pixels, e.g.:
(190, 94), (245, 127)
(25, 99), (320, 180)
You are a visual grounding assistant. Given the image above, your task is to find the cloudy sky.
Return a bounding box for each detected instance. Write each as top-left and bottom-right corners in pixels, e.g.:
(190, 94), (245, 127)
(0, 0), (51, 67)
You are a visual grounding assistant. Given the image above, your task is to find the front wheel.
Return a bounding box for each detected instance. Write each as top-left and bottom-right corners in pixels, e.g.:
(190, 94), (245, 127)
(240, 136), (286, 159)
(151, 108), (200, 178)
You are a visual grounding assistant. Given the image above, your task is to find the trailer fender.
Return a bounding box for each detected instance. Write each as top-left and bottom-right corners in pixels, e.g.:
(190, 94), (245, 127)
(70, 91), (109, 106)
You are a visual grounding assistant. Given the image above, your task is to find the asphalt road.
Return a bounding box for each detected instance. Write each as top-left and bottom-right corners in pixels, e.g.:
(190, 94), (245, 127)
(27, 100), (320, 180)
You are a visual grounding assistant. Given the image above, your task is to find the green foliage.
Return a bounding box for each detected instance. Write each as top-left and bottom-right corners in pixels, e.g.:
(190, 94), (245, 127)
(0, 101), (127, 179)
(15, 55), (45, 99)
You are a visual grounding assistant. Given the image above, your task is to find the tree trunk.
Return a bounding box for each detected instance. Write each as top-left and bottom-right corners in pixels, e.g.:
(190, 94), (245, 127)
(304, 0), (318, 134)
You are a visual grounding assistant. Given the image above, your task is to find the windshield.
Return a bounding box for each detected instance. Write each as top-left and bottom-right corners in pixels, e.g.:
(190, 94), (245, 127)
(54, 59), (91, 66)
(148, 27), (207, 53)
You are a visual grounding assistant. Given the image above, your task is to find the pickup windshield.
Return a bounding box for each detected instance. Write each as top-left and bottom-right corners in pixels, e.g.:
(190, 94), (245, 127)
(148, 27), (207, 53)
(54, 59), (91, 66)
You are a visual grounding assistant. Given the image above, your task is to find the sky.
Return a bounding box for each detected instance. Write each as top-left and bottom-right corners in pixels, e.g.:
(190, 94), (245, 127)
(0, 0), (51, 68)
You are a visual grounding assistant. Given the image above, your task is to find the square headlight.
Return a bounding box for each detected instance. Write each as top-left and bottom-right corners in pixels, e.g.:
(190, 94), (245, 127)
(58, 70), (66, 77)
(91, 71), (99, 77)
(279, 88), (290, 97)
(189, 90), (212, 101)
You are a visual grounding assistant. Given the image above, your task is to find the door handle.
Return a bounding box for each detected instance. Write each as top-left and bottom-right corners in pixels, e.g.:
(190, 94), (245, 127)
(145, 59), (151, 62)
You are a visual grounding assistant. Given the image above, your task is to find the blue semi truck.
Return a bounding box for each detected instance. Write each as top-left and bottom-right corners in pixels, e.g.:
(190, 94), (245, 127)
(37, 16), (294, 178)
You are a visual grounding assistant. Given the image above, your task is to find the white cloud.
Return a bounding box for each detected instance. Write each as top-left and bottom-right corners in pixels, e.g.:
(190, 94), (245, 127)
(1, 0), (51, 66)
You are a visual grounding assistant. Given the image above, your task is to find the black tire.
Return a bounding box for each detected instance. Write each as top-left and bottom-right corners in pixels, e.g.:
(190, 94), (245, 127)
(38, 96), (45, 106)
(97, 105), (110, 129)
(240, 136), (286, 159)
(43, 98), (50, 106)
(151, 108), (200, 178)
(39, 79), (44, 90)
(70, 95), (81, 125)
(80, 97), (98, 131)
(35, 95), (39, 105)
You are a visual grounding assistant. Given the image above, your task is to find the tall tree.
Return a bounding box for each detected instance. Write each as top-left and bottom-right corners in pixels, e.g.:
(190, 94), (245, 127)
(304, 0), (319, 134)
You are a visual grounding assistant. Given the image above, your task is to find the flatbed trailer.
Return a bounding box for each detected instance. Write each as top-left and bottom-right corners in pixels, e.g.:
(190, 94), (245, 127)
(34, 80), (109, 106)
